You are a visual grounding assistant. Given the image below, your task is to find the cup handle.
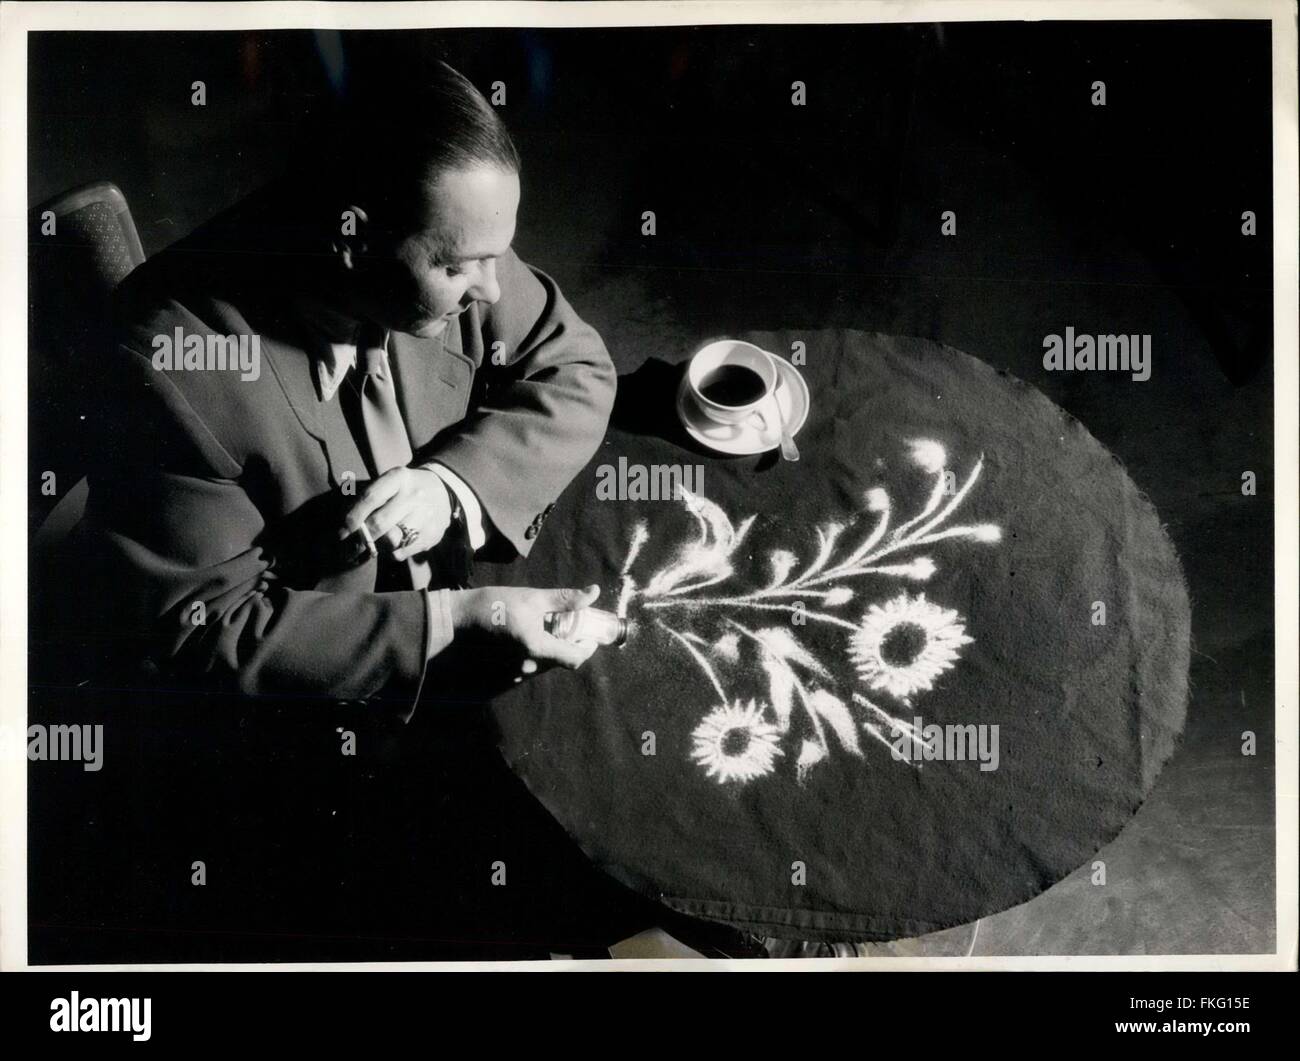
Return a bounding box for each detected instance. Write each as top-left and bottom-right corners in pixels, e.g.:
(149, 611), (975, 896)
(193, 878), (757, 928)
(752, 369), (787, 423)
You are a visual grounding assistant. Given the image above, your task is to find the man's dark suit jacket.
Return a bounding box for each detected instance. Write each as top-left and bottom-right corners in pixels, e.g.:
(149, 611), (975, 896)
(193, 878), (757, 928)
(86, 184), (616, 718)
(29, 187), (660, 961)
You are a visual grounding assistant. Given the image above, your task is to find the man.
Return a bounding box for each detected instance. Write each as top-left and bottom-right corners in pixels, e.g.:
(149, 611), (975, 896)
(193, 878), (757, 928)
(92, 63), (608, 714)
(76, 62), (654, 957)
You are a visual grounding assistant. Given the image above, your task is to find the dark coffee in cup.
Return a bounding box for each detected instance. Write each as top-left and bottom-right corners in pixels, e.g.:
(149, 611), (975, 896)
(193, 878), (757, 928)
(685, 339), (780, 429)
(698, 364), (768, 407)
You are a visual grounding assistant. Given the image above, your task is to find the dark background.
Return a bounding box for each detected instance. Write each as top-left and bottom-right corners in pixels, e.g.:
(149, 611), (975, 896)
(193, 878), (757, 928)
(28, 22), (1275, 958)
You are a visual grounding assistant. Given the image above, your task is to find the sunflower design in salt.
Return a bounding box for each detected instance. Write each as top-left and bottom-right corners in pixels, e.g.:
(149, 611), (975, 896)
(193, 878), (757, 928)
(615, 439), (1003, 785)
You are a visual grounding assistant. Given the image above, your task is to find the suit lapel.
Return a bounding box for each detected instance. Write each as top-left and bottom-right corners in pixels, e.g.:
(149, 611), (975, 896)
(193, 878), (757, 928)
(389, 328), (475, 454)
(260, 305), (477, 480)
(259, 331), (368, 488)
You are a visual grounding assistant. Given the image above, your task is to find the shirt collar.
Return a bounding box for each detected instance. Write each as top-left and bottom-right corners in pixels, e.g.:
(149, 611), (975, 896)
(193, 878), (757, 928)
(292, 295), (367, 403)
(315, 340), (359, 404)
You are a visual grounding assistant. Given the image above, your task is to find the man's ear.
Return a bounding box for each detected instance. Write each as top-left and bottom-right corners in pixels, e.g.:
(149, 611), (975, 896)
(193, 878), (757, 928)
(332, 204), (371, 270)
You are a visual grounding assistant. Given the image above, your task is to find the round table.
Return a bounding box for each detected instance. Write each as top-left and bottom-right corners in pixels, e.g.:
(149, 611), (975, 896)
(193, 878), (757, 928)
(487, 331), (1190, 942)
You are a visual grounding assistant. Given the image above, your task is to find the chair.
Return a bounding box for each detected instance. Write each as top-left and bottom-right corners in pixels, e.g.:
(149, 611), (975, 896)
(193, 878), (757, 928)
(31, 180), (145, 289)
(29, 180), (146, 534)
(29, 182), (146, 686)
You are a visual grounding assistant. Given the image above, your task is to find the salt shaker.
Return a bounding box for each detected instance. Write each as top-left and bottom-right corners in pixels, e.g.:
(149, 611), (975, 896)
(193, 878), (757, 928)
(545, 606), (630, 647)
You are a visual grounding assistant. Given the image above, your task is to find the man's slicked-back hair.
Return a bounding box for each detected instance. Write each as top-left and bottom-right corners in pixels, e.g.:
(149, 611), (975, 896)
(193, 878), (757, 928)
(307, 60), (520, 228)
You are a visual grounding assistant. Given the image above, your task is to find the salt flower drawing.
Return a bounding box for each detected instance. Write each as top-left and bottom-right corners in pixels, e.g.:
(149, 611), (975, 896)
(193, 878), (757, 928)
(615, 439), (1002, 785)
(848, 592), (975, 701)
(690, 701), (786, 784)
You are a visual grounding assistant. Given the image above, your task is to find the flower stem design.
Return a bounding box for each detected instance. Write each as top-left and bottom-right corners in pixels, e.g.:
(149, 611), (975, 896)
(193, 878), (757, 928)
(615, 439), (1002, 784)
(656, 619), (728, 703)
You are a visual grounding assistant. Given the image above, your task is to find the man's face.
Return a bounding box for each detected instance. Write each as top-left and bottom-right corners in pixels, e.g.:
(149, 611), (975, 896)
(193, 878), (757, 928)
(356, 165), (520, 339)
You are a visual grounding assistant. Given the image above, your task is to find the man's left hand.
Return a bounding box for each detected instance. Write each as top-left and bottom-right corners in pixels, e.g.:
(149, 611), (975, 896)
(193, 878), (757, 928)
(341, 467), (454, 561)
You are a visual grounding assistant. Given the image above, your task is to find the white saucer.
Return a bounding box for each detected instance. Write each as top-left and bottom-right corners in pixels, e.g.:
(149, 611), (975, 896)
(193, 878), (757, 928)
(676, 353), (810, 456)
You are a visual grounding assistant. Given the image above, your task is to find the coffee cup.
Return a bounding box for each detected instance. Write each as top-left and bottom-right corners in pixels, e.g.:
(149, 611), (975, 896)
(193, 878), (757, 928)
(686, 340), (780, 429)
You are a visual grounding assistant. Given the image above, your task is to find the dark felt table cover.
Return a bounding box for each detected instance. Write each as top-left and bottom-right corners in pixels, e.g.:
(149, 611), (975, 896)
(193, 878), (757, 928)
(487, 332), (1190, 941)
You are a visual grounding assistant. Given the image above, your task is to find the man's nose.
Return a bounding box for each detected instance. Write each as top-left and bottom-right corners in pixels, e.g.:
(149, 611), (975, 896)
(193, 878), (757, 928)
(469, 259), (501, 306)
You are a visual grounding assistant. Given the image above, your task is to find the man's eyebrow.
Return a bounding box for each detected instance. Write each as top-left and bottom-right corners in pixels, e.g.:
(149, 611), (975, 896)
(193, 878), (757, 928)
(449, 245), (511, 262)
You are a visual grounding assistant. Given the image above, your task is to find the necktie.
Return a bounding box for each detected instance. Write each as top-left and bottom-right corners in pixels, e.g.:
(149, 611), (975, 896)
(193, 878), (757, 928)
(357, 325), (414, 474)
(355, 324), (431, 591)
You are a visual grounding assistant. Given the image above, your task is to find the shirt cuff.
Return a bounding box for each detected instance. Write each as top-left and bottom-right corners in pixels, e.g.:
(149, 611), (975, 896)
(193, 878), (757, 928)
(422, 461), (488, 551)
(424, 587), (456, 662)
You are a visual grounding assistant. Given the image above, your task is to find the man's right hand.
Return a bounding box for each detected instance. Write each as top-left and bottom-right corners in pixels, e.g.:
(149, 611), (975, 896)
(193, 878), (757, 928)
(448, 584), (602, 674)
